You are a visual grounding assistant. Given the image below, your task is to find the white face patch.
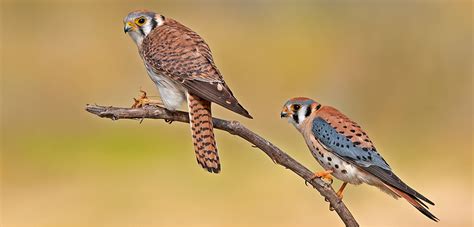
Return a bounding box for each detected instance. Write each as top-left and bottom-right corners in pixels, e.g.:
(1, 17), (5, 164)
(289, 105), (311, 131)
(126, 14), (164, 46)
(297, 106), (308, 125)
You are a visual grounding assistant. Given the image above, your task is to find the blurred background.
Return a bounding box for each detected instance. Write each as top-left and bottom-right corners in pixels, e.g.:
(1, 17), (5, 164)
(1, 0), (472, 226)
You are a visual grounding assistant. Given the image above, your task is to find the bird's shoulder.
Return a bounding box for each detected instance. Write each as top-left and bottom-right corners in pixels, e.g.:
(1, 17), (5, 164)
(141, 18), (222, 82)
(311, 106), (391, 170)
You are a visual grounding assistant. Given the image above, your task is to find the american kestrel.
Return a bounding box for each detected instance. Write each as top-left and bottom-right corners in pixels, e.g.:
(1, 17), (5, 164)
(280, 97), (438, 221)
(123, 10), (252, 173)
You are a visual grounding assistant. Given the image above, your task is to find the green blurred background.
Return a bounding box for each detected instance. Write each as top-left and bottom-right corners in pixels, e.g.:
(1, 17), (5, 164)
(1, 0), (472, 226)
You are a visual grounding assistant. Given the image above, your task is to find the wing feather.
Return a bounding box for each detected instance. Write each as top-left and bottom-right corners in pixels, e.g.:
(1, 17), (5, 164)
(312, 112), (434, 206)
(140, 18), (251, 118)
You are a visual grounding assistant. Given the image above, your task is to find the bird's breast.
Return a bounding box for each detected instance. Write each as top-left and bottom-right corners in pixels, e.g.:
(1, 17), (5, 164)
(145, 66), (186, 110)
(302, 127), (369, 185)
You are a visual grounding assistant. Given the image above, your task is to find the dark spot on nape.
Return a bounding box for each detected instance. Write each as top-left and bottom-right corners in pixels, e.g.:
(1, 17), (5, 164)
(342, 170), (347, 174)
(161, 15), (166, 20)
(316, 104), (321, 110)
(335, 164), (339, 169)
(327, 157), (332, 161)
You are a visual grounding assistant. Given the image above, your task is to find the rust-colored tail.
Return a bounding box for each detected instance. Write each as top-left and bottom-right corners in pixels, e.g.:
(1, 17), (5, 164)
(187, 93), (220, 173)
(385, 184), (439, 222)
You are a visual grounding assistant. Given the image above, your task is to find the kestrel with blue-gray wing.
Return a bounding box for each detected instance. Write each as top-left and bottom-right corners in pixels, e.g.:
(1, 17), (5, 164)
(123, 10), (252, 173)
(281, 97), (438, 221)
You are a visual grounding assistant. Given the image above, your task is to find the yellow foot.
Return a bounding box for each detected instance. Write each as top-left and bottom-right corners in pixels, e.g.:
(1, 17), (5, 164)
(131, 89), (163, 108)
(305, 170), (334, 186)
(312, 170), (334, 184)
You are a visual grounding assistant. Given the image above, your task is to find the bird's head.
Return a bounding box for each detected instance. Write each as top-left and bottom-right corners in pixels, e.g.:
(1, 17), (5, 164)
(281, 97), (322, 128)
(123, 10), (165, 45)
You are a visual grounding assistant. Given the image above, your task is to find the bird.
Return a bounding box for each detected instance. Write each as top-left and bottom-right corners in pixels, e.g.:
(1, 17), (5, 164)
(123, 10), (252, 173)
(280, 97), (438, 222)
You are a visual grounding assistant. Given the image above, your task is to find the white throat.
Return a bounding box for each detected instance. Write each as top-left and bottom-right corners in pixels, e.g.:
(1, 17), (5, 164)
(128, 31), (145, 46)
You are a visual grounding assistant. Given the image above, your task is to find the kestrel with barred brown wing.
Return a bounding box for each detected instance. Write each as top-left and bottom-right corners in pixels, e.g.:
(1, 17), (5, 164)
(123, 10), (252, 173)
(281, 97), (438, 221)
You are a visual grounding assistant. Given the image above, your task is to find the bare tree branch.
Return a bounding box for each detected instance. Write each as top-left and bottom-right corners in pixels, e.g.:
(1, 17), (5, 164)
(85, 104), (359, 227)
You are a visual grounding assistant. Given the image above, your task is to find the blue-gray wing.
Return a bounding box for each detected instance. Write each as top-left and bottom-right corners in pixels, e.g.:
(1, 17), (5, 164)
(312, 117), (391, 170)
(312, 116), (434, 206)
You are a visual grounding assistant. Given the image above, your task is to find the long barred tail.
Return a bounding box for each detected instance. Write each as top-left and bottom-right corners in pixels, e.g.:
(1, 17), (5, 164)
(187, 93), (220, 173)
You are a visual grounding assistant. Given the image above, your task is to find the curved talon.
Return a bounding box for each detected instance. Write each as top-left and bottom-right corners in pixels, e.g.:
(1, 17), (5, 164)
(165, 119), (174, 124)
(311, 170), (334, 185)
(328, 178), (334, 184)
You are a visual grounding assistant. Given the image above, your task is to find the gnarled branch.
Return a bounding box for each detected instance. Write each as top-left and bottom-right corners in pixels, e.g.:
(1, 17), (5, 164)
(85, 104), (359, 227)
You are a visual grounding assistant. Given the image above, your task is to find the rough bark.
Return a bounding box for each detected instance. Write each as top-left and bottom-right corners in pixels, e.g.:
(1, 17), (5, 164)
(85, 104), (359, 227)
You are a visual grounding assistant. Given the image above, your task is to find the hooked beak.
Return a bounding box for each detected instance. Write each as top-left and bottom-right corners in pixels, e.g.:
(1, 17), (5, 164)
(124, 22), (134, 33)
(280, 107), (290, 118)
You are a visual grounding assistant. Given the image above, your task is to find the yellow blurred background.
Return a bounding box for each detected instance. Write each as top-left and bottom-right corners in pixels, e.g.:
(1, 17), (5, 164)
(1, 0), (472, 226)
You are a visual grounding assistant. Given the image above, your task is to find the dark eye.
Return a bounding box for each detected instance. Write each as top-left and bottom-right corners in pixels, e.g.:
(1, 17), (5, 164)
(293, 104), (300, 111)
(137, 18), (146, 25)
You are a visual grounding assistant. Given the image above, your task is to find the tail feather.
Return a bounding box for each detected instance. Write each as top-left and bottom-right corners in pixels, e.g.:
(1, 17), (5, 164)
(187, 93), (220, 173)
(386, 184), (439, 222)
